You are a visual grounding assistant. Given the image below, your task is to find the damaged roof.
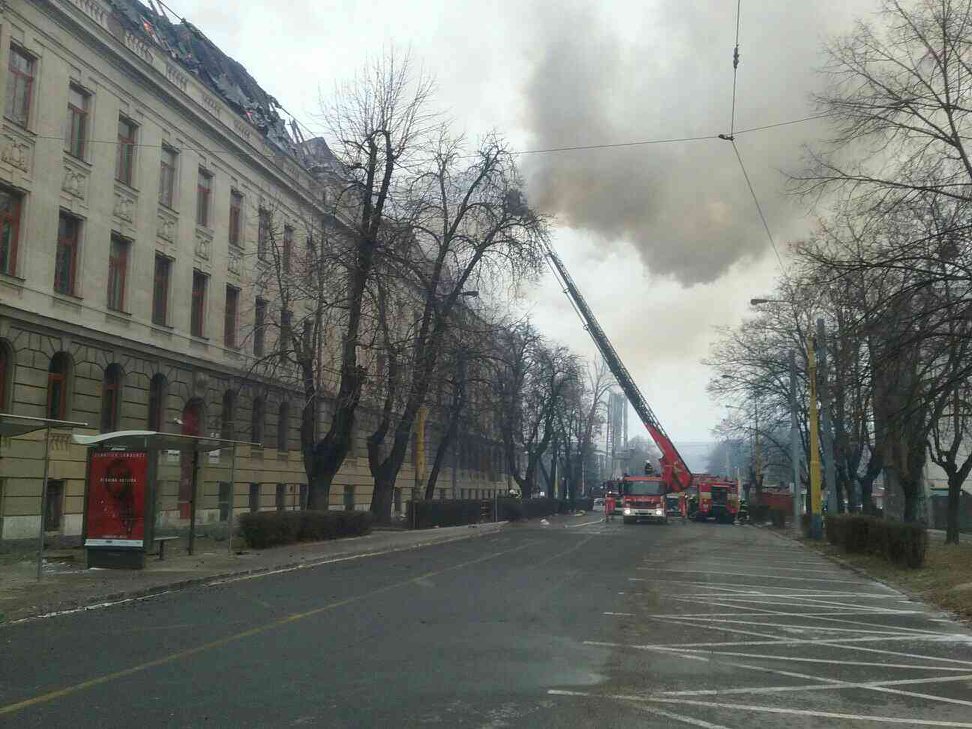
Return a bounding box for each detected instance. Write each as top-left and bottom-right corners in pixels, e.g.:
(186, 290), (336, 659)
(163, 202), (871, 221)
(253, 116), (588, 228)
(106, 0), (299, 157)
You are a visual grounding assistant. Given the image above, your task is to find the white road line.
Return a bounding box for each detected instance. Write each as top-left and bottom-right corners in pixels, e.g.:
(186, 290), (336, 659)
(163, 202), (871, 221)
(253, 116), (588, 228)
(549, 691), (972, 727)
(645, 698), (972, 727)
(585, 633), (971, 650)
(664, 608), (924, 625)
(634, 704), (734, 729)
(639, 565), (846, 575)
(657, 672), (972, 700)
(644, 616), (784, 641)
(814, 641), (972, 668)
(563, 518), (606, 529)
(640, 578), (893, 596)
(636, 568), (862, 583)
(604, 612), (634, 616)
(654, 648), (972, 672)
(668, 615), (936, 638)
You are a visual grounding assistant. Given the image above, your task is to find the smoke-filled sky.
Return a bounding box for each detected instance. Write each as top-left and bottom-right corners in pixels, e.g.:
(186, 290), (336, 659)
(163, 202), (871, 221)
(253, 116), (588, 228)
(161, 0), (876, 441)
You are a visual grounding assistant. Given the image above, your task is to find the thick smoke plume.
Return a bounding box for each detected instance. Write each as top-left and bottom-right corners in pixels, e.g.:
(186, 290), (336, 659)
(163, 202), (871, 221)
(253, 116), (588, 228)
(520, 0), (873, 285)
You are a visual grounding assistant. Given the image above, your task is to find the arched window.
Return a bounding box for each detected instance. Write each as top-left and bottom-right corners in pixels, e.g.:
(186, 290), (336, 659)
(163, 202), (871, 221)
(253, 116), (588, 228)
(220, 390), (235, 440)
(0, 340), (12, 411)
(100, 363), (124, 432)
(46, 352), (71, 420)
(277, 400), (289, 452)
(147, 373), (167, 431)
(251, 396), (265, 445)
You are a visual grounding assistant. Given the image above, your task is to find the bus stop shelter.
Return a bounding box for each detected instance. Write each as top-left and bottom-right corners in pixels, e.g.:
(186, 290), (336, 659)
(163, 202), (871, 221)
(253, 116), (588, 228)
(0, 412), (88, 580)
(72, 430), (255, 569)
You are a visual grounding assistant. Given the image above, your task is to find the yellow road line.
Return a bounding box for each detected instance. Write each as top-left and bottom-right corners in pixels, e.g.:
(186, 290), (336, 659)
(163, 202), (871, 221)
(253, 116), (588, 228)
(0, 538), (534, 717)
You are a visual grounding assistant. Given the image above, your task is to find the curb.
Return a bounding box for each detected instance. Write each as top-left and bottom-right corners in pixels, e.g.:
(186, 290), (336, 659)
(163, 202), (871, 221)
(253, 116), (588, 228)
(2, 522), (509, 626)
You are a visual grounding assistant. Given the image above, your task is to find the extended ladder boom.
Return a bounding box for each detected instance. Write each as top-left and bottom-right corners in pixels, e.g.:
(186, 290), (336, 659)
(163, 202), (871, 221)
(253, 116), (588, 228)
(544, 243), (693, 492)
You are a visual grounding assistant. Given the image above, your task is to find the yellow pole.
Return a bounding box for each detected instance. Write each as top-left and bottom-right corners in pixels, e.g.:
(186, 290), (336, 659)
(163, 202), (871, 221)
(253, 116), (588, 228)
(415, 405), (427, 499)
(807, 336), (823, 539)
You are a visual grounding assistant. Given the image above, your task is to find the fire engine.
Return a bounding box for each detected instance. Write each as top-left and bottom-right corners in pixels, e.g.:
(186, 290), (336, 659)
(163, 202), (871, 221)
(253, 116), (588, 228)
(543, 242), (739, 522)
(619, 475), (668, 524)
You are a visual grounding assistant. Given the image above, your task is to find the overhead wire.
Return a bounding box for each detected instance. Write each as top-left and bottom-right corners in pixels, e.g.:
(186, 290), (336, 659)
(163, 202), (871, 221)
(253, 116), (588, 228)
(730, 0), (742, 137)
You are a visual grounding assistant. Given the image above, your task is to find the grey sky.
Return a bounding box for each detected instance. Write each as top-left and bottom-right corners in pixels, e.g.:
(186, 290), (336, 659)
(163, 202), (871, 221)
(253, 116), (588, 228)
(161, 0), (876, 442)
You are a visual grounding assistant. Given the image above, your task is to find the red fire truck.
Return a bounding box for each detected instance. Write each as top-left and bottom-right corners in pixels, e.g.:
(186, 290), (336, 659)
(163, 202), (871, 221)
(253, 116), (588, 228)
(619, 476), (668, 524)
(544, 242), (739, 520)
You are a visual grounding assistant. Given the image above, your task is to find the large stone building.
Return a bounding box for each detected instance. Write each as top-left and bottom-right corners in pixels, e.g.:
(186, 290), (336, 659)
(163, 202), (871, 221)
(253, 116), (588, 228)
(0, 0), (508, 542)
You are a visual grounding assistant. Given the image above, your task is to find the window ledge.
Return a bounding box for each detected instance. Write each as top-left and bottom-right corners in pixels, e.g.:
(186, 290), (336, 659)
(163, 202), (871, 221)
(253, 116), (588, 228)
(158, 202), (178, 215)
(63, 152), (90, 169)
(51, 291), (83, 308)
(0, 272), (25, 287)
(114, 179), (139, 195)
(150, 322), (174, 336)
(3, 117), (34, 135)
(105, 309), (132, 326)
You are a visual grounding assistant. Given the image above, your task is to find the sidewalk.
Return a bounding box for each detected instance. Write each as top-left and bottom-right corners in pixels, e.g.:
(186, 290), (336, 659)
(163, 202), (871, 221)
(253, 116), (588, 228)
(0, 522), (507, 624)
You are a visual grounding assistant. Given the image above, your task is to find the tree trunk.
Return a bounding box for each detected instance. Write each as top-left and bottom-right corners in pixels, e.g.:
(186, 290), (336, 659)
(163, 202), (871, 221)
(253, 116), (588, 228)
(426, 428), (454, 500)
(946, 475), (962, 545)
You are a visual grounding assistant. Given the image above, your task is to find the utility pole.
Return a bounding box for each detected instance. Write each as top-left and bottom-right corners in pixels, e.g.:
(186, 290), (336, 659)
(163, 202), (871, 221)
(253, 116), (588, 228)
(808, 336), (823, 539)
(816, 319), (839, 514)
(789, 350), (802, 529)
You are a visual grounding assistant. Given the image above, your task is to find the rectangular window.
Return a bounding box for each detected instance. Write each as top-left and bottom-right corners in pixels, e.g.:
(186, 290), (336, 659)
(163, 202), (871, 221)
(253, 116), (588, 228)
(218, 481), (231, 522)
(257, 208), (269, 261)
(254, 298), (266, 357)
(44, 480), (64, 531)
(190, 269), (208, 337)
(280, 309), (292, 355)
(106, 235), (129, 311)
(6, 46), (34, 128)
(275, 483), (286, 511)
(229, 190), (243, 248)
(152, 254), (171, 325)
(196, 168), (212, 226)
(344, 485), (354, 512)
(224, 285), (239, 348)
(248, 482), (260, 513)
(65, 84), (89, 159)
(54, 212), (80, 296)
(0, 188), (23, 277)
(159, 146), (177, 208)
(116, 117), (137, 186)
(283, 225), (293, 273)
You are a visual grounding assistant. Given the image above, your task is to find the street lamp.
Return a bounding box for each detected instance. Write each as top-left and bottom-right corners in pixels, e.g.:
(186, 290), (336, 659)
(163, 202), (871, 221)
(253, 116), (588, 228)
(750, 298), (824, 537)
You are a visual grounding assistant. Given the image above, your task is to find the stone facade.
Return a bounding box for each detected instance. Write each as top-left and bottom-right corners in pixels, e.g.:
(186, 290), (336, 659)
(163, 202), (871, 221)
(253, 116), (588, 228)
(0, 0), (507, 541)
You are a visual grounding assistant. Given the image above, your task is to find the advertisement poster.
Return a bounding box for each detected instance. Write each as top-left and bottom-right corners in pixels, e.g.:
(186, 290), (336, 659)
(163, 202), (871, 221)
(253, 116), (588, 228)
(84, 451), (148, 548)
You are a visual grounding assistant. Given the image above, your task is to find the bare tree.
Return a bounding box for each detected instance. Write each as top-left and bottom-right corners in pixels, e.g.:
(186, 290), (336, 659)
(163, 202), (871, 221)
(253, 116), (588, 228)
(298, 51), (435, 509)
(364, 134), (548, 521)
(495, 324), (578, 498)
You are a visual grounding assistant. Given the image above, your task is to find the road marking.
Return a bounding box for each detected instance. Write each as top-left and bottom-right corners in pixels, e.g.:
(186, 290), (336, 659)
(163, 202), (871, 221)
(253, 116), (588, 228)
(585, 633), (972, 650)
(646, 698), (972, 726)
(668, 613), (944, 638)
(0, 539), (536, 717)
(549, 691), (972, 727)
(604, 612), (634, 616)
(633, 704), (733, 728)
(656, 648), (972, 672)
(638, 565), (844, 575)
(657, 672), (972, 700)
(645, 616), (782, 641)
(636, 568), (862, 584)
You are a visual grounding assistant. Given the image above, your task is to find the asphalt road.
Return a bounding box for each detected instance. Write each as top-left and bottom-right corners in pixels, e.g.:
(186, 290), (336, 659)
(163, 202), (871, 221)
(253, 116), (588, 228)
(2, 516), (972, 728)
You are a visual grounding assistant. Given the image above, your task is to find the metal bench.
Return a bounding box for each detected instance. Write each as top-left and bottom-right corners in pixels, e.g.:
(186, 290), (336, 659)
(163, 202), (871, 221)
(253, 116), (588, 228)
(153, 536), (180, 561)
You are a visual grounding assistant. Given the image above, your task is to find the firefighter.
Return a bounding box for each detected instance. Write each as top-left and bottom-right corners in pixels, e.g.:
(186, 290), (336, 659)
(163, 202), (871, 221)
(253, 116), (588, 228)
(679, 492), (688, 524)
(604, 492), (616, 522)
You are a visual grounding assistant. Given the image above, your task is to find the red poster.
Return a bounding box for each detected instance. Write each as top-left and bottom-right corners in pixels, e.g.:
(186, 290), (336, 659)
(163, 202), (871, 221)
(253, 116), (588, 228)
(85, 451), (148, 548)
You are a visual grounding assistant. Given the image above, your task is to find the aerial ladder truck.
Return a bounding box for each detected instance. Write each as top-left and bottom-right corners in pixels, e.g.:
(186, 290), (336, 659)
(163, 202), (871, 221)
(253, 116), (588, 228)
(543, 242), (739, 524)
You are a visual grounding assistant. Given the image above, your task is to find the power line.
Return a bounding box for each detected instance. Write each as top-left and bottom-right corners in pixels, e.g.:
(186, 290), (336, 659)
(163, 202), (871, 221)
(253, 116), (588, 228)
(730, 0), (742, 137)
(731, 139), (786, 273)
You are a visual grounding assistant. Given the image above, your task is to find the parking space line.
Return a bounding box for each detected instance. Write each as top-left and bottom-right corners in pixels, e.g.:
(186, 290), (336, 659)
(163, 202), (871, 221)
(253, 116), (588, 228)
(633, 704), (734, 728)
(656, 672), (972, 700)
(646, 698), (972, 726)
(653, 648), (972, 672)
(636, 568), (865, 584)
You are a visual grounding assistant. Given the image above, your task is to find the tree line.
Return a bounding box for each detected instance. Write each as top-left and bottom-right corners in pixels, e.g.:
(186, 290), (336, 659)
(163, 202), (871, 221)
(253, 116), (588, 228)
(244, 52), (613, 521)
(707, 0), (972, 543)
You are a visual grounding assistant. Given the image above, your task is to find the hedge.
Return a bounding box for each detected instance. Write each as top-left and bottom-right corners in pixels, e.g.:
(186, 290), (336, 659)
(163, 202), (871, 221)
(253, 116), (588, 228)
(239, 510), (373, 549)
(823, 513), (927, 568)
(407, 497), (589, 529)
